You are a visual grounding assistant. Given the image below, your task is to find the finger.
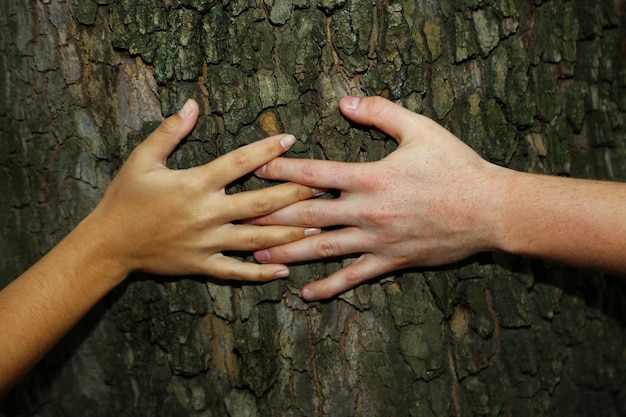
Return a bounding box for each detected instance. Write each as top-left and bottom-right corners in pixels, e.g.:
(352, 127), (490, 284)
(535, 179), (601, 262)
(255, 157), (362, 190)
(254, 227), (365, 264)
(301, 254), (390, 301)
(137, 99), (200, 165)
(220, 224), (320, 252)
(202, 254), (290, 282)
(224, 183), (323, 222)
(199, 134), (296, 188)
(250, 199), (352, 229)
(339, 96), (419, 145)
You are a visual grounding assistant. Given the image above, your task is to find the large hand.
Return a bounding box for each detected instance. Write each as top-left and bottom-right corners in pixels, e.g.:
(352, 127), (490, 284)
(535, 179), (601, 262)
(252, 96), (507, 300)
(90, 99), (319, 283)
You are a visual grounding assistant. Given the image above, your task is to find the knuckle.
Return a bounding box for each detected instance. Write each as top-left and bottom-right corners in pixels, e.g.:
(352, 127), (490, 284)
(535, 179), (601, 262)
(182, 175), (204, 194)
(252, 194), (273, 214)
(354, 166), (381, 192)
(201, 211), (217, 227)
(260, 160), (277, 176)
(224, 264), (248, 281)
(247, 231), (266, 249)
(237, 266), (270, 282)
(157, 117), (178, 136)
(229, 271), (247, 281)
(300, 164), (318, 183)
(315, 238), (339, 258)
(361, 208), (384, 226)
(261, 140), (280, 157)
(297, 204), (316, 226)
(368, 96), (390, 119)
(231, 153), (250, 170)
(344, 270), (363, 288)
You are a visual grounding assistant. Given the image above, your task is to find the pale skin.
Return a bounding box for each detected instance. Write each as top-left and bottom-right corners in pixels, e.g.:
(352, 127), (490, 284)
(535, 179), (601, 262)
(0, 99), (320, 395)
(253, 95), (626, 301)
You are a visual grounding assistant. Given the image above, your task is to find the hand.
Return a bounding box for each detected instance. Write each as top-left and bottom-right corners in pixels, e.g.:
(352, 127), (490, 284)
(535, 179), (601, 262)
(252, 96), (508, 300)
(89, 99), (319, 283)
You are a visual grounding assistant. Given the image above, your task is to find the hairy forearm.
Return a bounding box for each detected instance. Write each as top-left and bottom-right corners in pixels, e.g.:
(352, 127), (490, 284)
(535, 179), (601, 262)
(0, 214), (127, 396)
(494, 169), (626, 273)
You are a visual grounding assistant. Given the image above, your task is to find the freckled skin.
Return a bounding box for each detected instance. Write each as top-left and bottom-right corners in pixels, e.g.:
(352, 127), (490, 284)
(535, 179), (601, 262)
(254, 96), (626, 301)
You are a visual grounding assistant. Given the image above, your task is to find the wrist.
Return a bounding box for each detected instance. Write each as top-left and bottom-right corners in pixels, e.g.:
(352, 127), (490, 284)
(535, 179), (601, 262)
(473, 163), (522, 255)
(69, 208), (132, 289)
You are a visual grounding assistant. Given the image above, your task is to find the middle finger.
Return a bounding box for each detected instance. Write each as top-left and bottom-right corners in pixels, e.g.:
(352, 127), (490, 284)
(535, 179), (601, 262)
(254, 227), (368, 264)
(219, 224), (318, 251)
(249, 198), (354, 228)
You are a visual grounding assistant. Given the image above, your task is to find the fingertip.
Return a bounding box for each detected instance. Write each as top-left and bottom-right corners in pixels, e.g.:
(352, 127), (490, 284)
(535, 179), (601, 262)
(254, 163), (268, 177)
(274, 267), (290, 279)
(254, 249), (270, 263)
(305, 228), (321, 237)
(279, 134), (296, 151)
(177, 99), (198, 119)
(340, 96), (361, 112)
(302, 286), (315, 301)
(339, 95), (411, 142)
(302, 281), (332, 301)
(136, 100), (199, 164)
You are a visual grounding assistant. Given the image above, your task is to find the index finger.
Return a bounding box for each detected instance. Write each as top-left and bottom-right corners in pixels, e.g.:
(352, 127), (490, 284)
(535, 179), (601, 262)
(197, 134), (296, 188)
(255, 157), (361, 190)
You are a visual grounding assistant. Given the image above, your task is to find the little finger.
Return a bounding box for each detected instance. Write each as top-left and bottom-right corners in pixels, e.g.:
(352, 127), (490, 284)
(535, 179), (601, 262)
(202, 254), (290, 282)
(301, 253), (391, 301)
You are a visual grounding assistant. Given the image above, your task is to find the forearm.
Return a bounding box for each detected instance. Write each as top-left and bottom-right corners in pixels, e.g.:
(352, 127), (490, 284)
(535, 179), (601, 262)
(0, 214), (127, 395)
(494, 169), (626, 273)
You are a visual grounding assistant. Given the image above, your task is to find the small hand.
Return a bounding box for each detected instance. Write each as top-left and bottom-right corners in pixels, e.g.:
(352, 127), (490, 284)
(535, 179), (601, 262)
(252, 96), (506, 300)
(90, 99), (319, 282)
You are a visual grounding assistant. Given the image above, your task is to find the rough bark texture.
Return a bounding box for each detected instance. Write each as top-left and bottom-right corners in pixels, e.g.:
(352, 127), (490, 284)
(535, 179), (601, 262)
(2, 1), (626, 416)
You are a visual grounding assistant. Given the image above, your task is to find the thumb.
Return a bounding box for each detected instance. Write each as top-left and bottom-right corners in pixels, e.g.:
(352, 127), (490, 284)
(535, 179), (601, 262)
(339, 96), (417, 145)
(138, 99), (200, 165)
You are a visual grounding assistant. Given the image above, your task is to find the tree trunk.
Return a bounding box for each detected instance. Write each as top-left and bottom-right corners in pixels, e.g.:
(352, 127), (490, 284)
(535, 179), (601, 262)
(1, 0), (626, 416)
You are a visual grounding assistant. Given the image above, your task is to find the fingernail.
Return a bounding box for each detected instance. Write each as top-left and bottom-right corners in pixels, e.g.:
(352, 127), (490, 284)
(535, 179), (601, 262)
(178, 99), (193, 119)
(255, 164), (267, 177)
(280, 135), (296, 150)
(344, 96), (360, 110)
(275, 268), (290, 279)
(312, 188), (326, 196)
(305, 228), (321, 237)
(255, 249), (270, 263)
(302, 287), (314, 300)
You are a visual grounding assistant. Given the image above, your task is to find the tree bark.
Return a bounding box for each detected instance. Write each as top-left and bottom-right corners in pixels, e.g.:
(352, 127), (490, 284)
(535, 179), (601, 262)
(1, 0), (626, 416)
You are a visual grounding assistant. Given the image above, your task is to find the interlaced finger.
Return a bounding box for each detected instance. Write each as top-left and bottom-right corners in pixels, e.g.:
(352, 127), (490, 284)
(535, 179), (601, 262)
(201, 254), (289, 282)
(254, 227), (367, 264)
(256, 158), (362, 191)
(195, 134), (296, 189)
(250, 198), (352, 229)
(222, 183), (320, 223)
(219, 224), (316, 252)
